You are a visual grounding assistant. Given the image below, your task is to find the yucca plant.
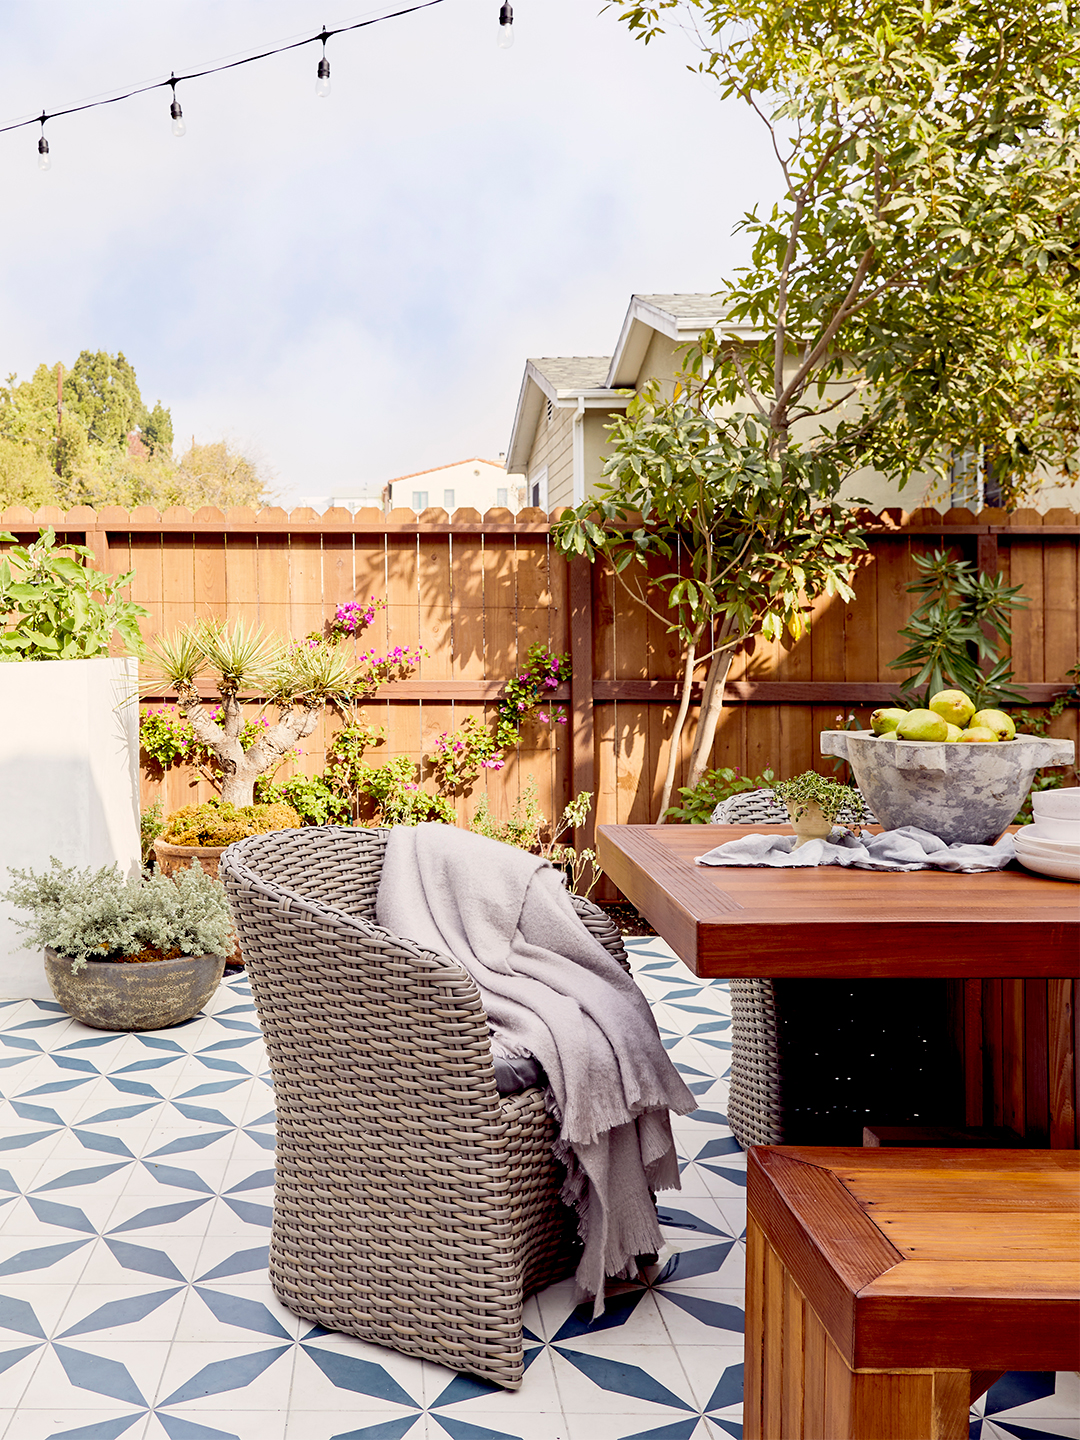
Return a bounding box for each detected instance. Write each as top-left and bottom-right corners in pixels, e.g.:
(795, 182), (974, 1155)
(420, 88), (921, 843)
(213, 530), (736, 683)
(144, 618), (417, 807)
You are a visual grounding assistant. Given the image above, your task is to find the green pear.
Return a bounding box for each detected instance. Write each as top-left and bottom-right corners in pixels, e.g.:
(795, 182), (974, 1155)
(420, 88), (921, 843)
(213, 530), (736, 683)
(970, 708), (1016, 741)
(895, 709), (949, 742)
(958, 726), (998, 743)
(870, 707), (907, 735)
(929, 688), (976, 728)
(943, 722), (964, 742)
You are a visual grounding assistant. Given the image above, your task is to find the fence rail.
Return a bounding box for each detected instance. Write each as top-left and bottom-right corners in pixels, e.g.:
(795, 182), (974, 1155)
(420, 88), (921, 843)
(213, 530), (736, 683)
(3, 501), (1078, 898)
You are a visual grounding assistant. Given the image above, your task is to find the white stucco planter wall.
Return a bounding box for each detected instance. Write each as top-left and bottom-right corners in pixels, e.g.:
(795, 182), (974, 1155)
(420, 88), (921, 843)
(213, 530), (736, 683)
(0, 657), (140, 999)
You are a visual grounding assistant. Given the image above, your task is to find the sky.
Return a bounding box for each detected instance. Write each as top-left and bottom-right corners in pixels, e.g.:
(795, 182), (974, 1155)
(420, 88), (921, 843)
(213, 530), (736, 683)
(0, 1), (776, 506)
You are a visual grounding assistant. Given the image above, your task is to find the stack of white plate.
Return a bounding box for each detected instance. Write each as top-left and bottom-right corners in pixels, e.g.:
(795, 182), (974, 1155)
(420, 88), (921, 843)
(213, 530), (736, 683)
(1014, 788), (1080, 882)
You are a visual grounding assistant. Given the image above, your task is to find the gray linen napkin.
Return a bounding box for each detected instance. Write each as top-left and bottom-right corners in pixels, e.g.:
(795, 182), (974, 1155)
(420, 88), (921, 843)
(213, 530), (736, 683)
(695, 825), (1016, 872)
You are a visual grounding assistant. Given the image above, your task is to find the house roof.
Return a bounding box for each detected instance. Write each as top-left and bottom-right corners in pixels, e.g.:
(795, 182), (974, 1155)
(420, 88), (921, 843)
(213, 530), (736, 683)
(506, 293), (744, 474)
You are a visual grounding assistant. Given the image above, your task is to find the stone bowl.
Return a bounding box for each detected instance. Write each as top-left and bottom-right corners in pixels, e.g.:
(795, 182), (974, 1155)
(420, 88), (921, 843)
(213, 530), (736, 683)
(819, 730), (1076, 845)
(44, 949), (226, 1031)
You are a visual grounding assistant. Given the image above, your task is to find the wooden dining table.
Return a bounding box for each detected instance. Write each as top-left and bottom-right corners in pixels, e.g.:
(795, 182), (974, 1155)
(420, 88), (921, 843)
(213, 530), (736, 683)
(597, 823), (1080, 1147)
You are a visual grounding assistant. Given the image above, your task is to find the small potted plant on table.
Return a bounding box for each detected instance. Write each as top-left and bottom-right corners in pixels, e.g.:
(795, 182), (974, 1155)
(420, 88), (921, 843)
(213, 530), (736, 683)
(1, 858), (234, 1031)
(771, 771), (866, 848)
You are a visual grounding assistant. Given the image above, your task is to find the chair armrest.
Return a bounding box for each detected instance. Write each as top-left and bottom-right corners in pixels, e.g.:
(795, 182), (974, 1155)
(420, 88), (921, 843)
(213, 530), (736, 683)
(568, 893), (631, 974)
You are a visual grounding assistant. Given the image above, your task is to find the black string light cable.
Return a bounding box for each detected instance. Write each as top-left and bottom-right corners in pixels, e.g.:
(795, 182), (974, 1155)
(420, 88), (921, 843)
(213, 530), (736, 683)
(3, 2), (516, 164)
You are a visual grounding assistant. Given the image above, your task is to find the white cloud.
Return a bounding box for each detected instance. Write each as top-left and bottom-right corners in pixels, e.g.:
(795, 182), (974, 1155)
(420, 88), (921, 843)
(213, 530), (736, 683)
(0, 0), (775, 502)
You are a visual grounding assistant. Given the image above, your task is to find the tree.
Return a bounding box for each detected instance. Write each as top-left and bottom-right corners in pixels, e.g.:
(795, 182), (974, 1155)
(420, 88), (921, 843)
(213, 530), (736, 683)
(555, 0), (1080, 818)
(0, 352), (271, 510)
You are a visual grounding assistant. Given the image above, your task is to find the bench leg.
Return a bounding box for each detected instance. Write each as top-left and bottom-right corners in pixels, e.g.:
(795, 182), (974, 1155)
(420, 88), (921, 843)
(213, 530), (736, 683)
(744, 1216), (970, 1438)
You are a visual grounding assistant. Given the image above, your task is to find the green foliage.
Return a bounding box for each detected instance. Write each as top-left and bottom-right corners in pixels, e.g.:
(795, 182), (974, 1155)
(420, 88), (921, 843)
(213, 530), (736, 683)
(354, 754), (456, 826)
(0, 527), (147, 660)
(255, 772), (351, 826)
(161, 799), (301, 847)
(1011, 660), (1080, 820)
(496, 644), (572, 747)
(0, 856), (234, 972)
(772, 771), (867, 827)
(428, 717), (505, 797)
(613, 0), (1080, 506)
(469, 780), (599, 897)
(890, 550), (1029, 708)
(664, 766), (778, 823)
(140, 800), (165, 871)
(0, 355), (270, 510)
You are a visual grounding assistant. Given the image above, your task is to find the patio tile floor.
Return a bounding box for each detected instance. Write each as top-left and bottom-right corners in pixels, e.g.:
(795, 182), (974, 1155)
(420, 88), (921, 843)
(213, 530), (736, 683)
(0, 938), (1074, 1440)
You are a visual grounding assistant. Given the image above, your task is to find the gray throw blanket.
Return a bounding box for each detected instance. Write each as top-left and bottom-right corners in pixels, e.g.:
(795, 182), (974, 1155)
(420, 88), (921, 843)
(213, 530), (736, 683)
(376, 824), (695, 1313)
(696, 824), (1016, 872)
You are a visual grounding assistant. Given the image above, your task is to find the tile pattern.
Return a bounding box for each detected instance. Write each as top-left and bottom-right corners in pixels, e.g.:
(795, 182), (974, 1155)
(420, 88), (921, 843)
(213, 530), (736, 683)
(0, 940), (1075, 1440)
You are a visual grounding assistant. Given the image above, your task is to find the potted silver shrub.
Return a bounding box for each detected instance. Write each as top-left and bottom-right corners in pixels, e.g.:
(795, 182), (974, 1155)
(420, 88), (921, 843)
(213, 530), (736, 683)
(1, 858), (233, 1030)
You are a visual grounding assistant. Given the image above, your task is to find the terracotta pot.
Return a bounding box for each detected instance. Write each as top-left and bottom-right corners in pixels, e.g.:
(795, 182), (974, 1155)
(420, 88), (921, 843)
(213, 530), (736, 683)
(44, 948), (225, 1031)
(153, 839), (242, 966)
(153, 838), (227, 880)
(784, 798), (834, 849)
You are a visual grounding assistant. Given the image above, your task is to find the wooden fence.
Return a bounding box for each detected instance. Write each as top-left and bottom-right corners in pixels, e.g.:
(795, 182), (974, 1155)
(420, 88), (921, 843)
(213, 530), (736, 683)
(3, 501), (1078, 897)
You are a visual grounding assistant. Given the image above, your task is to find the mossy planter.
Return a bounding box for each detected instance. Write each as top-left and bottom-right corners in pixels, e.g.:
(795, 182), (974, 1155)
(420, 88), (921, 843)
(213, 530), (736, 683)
(44, 948), (226, 1031)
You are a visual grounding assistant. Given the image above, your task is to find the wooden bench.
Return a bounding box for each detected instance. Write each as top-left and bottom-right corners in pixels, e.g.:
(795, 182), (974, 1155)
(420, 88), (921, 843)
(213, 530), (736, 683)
(745, 1146), (1080, 1439)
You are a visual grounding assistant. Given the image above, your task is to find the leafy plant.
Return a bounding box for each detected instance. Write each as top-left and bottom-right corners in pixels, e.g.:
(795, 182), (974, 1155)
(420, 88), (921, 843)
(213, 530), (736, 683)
(890, 550), (1029, 708)
(495, 644), (571, 748)
(664, 766), (778, 824)
(1, 857), (233, 972)
(140, 800), (165, 871)
(1011, 660), (1080, 821)
(353, 754), (456, 826)
(428, 717), (505, 797)
(772, 772), (866, 829)
(143, 616), (421, 807)
(470, 780), (599, 897)
(160, 799), (300, 847)
(255, 772), (351, 826)
(0, 528), (147, 661)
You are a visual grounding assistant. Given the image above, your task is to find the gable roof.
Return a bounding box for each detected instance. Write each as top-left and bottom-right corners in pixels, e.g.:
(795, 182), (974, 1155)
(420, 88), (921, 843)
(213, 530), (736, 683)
(506, 294), (755, 473)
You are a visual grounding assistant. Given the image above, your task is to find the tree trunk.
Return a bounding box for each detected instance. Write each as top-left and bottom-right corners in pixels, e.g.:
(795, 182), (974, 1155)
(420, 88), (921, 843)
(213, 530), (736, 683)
(685, 650), (735, 791)
(174, 689), (321, 810)
(656, 636), (699, 823)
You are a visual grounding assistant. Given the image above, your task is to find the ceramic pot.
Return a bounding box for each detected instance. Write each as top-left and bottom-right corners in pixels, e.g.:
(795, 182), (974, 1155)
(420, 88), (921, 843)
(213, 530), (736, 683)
(785, 798), (834, 848)
(44, 948), (225, 1031)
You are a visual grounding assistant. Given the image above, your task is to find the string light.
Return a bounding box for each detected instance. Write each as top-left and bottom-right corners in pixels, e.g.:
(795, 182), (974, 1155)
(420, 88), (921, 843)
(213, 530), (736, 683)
(1, 0), (462, 165)
(498, 1), (514, 48)
(316, 29), (332, 98)
(168, 75), (186, 137)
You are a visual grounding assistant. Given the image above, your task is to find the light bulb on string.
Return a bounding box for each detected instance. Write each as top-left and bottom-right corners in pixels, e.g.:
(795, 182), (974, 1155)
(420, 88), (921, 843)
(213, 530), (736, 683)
(37, 115), (50, 170)
(316, 29), (331, 97)
(498, 1), (514, 48)
(169, 74), (186, 136)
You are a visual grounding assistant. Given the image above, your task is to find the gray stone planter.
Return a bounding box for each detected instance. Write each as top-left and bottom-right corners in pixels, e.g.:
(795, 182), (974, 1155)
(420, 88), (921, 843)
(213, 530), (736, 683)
(820, 730), (1075, 844)
(44, 948), (226, 1031)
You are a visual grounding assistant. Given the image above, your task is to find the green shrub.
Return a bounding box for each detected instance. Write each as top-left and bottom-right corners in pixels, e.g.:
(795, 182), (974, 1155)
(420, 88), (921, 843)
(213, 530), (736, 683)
(161, 798), (301, 847)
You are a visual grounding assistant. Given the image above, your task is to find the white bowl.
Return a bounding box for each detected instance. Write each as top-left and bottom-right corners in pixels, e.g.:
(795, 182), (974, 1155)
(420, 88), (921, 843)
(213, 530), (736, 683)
(1014, 850), (1080, 882)
(1026, 815), (1080, 844)
(1014, 828), (1080, 858)
(1032, 787), (1080, 821)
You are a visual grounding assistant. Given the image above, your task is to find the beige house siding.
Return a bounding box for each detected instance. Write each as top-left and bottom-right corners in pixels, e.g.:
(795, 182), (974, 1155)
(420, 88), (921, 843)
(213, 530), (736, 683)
(529, 404), (575, 508)
(583, 410), (621, 497)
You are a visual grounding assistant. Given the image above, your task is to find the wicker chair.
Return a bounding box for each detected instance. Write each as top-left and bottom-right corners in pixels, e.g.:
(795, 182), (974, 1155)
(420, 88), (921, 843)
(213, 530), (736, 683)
(218, 825), (632, 1389)
(708, 790), (949, 1150)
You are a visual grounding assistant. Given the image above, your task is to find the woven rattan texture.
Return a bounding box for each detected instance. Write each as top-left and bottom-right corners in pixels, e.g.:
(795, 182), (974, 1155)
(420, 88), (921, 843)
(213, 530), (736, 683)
(219, 825), (625, 1387)
(708, 787), (875, 1149)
